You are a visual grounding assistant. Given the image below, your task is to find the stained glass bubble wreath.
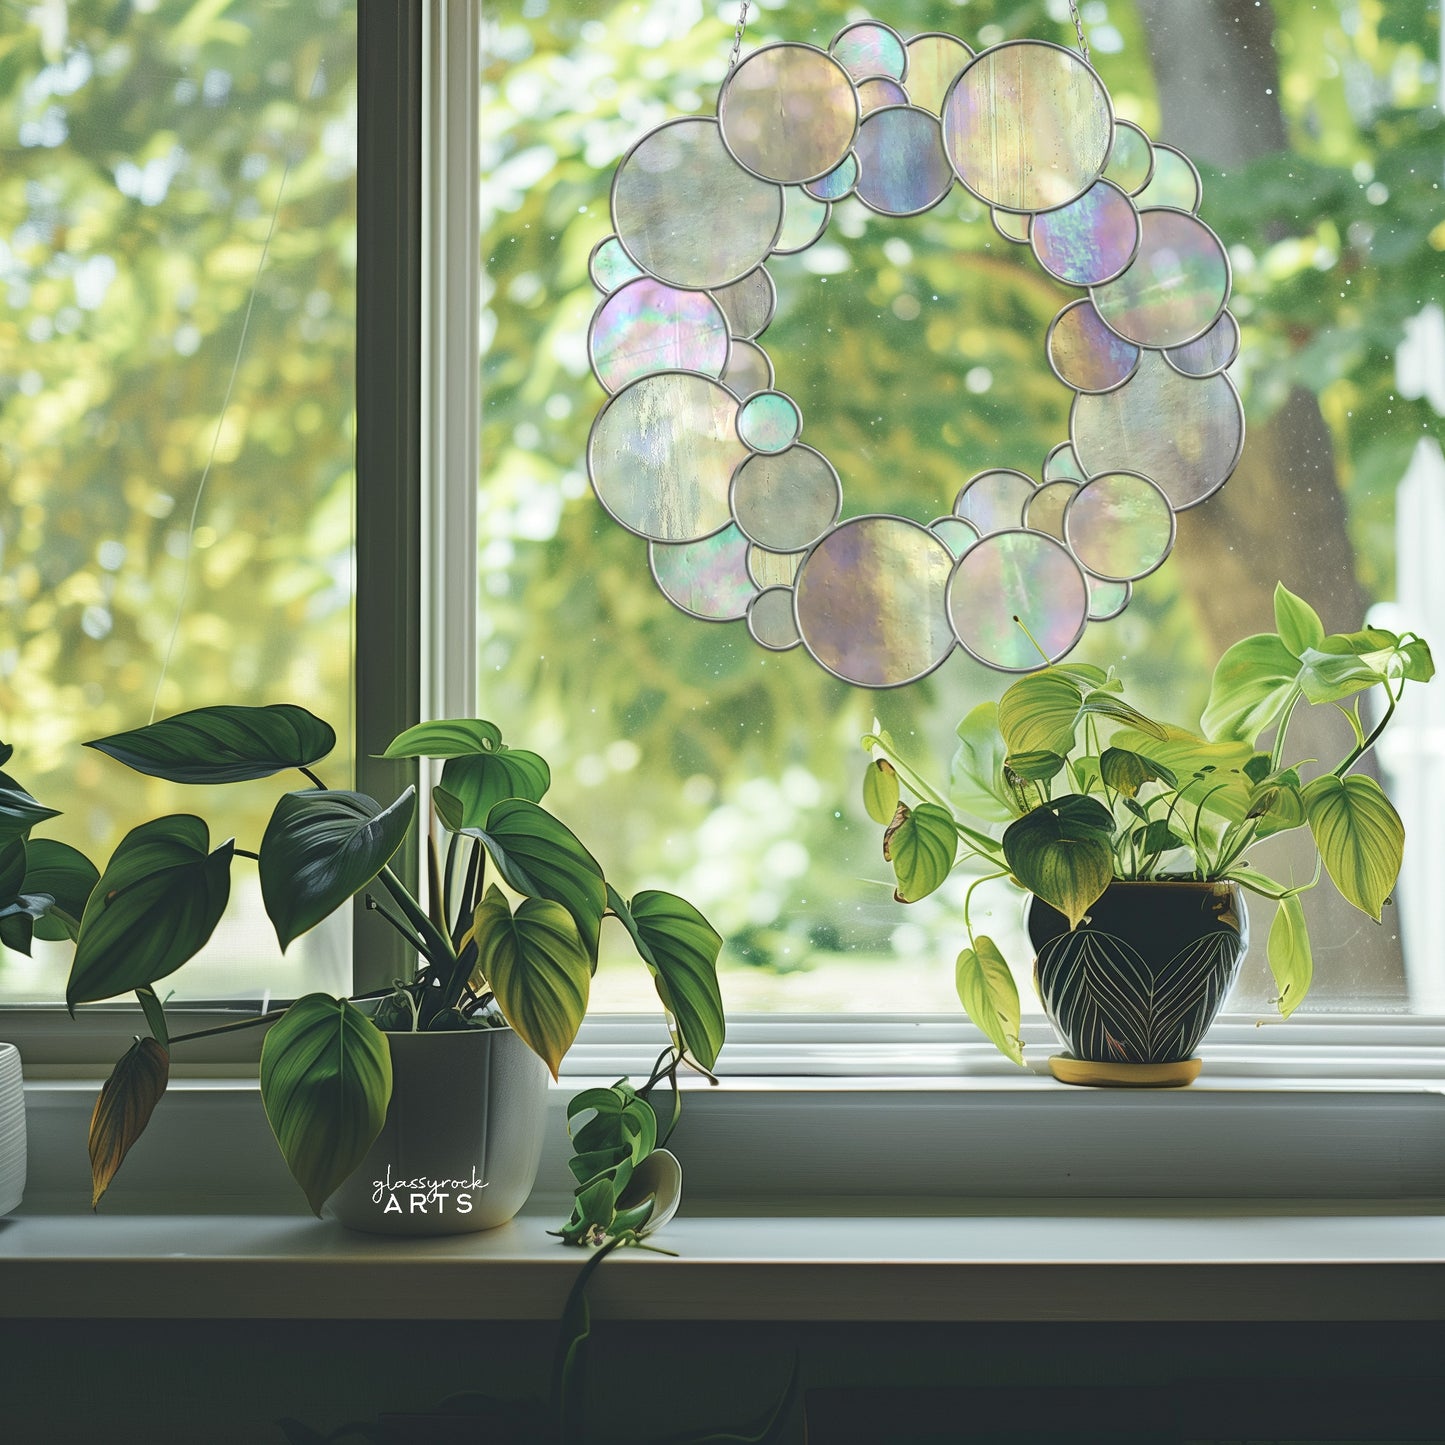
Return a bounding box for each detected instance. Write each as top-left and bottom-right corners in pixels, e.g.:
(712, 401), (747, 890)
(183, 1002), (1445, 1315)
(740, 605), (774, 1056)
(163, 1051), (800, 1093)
(584, 22), (1245, 688)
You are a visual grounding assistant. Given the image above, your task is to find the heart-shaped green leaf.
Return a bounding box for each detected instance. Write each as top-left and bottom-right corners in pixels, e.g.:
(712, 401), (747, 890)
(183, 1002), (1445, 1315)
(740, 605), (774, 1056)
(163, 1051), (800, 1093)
(1201, 633), (1301, 744)
(608, 886), (725, 1070)
(883, 801), (956, 903)
(955, 935), (1023, 1066)
(86, 704), (336, 784)
(1267, 893), (1313, 1019)
(862, 758), (900, 825)
(948, 702), (1017, 823)
(0, 771), (60, 842)
(259, 788), (416, 952)
(259, 994), (393, 1216)
(20, 838), (99, 942)
(1099, 747), (1177, 798)
(88, 1036), (169, 1209)
(68, 816), (233, 1008)
(382, 718), (503, 757)
(1273, 583), (1325, 658)
(1303, 772), (1404, 921)
(1111, 725), (1257, 823)
(1002, 808), (1113, 929)
(1004, 750), (1068, 784)
(468, 799), (606, 957)
(997, 671), (1084, 757)
(437, 748), (551, 828)
(470, 885), (591, 1078)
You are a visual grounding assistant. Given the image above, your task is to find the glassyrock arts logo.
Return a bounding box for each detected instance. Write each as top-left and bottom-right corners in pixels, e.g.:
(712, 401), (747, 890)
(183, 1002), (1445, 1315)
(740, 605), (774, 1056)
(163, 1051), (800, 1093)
(370, 1165), (489, 1217)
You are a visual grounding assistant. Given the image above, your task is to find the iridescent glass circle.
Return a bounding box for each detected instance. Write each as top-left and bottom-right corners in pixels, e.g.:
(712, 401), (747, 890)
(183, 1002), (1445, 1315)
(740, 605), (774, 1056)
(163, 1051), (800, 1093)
(748, 586), (803, 651)
(942, 40), (1112, 212)
(613, 117), (783, 289)
(1031, 179), (1140, 287)
(712, 267), (776, 340)
(953, 468), (1035, 535)
(1063, 471), (1176, 582)
(1072, 352), (1244, 510)
(1048, 297), (1141, 394)
(650, 524), (757, 620)
(737, 391), (802, 452)
(588, 371), (745, 541)
(830, 21), (908, 82)
(795, 517), (957, 687)
(854, 106), (954, 217)
(718, 43), (860, 185)
(589, 277), (730, 393)
(731, 444), (842, 551)
(904, 33), (974, 114)
(1165, 309), (1240, 377)
(1091, 208), (1229, 348)
(947, 530), (1089, 671)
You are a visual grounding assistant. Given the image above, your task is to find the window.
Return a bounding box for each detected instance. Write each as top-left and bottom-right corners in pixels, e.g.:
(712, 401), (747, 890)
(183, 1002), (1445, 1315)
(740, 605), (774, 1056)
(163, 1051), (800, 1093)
(479, 0), (1444, 1024)
(0, 0), (358, 1005)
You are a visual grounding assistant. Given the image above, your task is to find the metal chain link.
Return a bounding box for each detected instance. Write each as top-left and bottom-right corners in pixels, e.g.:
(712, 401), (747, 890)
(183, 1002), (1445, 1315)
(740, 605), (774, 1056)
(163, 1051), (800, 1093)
(1067, 0), (1091, 64)
(729, 0), (751, 71)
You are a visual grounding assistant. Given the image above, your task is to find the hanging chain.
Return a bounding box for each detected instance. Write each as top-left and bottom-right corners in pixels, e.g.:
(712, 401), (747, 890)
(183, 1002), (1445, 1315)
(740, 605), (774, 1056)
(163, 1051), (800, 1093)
(1067, 0), (1091, 64)
(729, 0), (751, 71)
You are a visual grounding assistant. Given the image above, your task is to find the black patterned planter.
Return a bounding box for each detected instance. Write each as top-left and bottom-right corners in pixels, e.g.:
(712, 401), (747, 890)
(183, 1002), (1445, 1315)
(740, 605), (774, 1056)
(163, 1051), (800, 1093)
(1029, 880), (1249, 1066)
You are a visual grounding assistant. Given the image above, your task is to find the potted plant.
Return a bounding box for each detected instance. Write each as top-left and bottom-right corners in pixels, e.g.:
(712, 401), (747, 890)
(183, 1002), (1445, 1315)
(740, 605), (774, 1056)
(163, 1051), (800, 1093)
(0, 710), (724, 1229)
(862, 585), (1433, 1085)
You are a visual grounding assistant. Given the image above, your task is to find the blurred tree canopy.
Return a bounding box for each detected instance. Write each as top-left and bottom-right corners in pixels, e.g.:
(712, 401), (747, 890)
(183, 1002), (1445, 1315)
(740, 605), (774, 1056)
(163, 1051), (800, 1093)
(0, 0), (356, 995)
(480, 0), (1442, 1008)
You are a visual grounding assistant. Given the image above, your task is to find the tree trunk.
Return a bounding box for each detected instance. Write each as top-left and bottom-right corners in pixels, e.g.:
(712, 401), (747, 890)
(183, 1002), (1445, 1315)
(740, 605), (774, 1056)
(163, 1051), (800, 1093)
(1135, 0), (1406, 1003)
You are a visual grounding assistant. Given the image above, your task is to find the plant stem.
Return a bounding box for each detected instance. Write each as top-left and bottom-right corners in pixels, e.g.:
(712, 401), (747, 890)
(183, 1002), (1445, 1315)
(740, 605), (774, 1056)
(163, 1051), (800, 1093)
(364, 894), (430, 957)
(233, 847), (261, 861)
(166, 1007), (287, 1045)
(1333, 674), (1401, 777)
(298, 766), (326, 790)
(442, 830), (461, 932)
(378, 865), (455, 963)
(1269, 687), (1302, 771)
(962, 869), (1009, 943)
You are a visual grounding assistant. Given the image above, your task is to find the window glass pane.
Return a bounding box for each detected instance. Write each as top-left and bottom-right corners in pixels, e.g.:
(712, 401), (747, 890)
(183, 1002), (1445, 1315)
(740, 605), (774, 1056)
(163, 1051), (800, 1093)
(0, 1), (357, 1002)
(480, 1), (1443, 1015)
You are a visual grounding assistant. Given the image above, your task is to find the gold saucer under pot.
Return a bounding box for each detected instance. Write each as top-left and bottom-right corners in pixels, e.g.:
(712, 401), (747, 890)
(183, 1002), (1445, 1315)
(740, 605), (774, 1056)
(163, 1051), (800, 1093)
(1048, 1055), (1202, 1088)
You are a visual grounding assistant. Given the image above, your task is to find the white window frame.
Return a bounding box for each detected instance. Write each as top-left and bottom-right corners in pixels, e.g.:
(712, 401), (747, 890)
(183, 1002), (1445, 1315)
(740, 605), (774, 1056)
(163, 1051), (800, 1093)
(8, 0), (1445, 1131)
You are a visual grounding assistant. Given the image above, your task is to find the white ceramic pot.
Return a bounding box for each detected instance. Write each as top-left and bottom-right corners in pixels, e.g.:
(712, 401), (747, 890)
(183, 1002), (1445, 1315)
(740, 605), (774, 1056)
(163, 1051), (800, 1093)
(0, 1043), (25, 1217)
(325, 1025), (548, 1236)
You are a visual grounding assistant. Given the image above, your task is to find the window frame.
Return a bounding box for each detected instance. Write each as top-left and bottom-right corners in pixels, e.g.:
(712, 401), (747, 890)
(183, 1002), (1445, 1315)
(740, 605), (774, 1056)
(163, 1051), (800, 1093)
(6, 0), (1445, 1095)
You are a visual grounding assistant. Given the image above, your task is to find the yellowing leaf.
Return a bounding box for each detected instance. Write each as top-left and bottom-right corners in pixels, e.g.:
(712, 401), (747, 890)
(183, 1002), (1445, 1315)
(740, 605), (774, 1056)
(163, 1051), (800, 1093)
(955, 936), (1024, 1066)
(472, 885), (591, 1078)
(89, 1037), (169, 1209)
(1267, 894), (1313, 1019)
(1303, 773), (1404, 921)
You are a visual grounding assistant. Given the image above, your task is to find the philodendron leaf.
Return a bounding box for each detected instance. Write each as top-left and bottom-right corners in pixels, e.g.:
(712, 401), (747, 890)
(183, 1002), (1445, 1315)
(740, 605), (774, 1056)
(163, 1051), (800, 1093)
(1002, 808), (1113, 929)
(67, 816), (233, 1009)
(259, 994), (392, 1216)
(997, 671), (1083, 757)
(437, 748), (551, 828)
(0, 771), (60, 843)
(381, 718), (503, 757)
(955, 935), (1023, 1066)
(1201, 633), (1301, 744)
(86, 704), (336, 784)
(862, 758), (900, 825)
(882, 802), (956, 903)
(1274, 583), (1325, 658)
(1268, 893), (1313, 1019)
(1298, 628), (1435, 704)
(20, 838), (98, 942)
(1303, 773), (1404, 921)
(1004, 750), (1067, 784)
(88, 1036), (169, 1209)
(470, 885), (591, 1078)
(259, 788), (416, 951)
(609, 886), (725, 1071)
(467, 799), (607, 957)
(1099, 747), (1177, 798)
(949, 702), (1017, 823)
(1111, 725), (1257, 823)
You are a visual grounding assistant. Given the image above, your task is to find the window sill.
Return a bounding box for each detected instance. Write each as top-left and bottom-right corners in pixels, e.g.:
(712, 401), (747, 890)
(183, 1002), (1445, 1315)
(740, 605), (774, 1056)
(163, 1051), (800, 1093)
(4, 1200), (1445, 1322)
